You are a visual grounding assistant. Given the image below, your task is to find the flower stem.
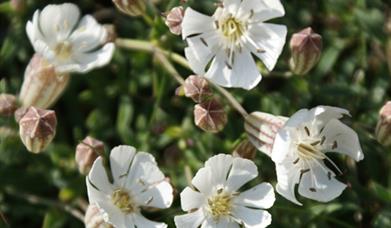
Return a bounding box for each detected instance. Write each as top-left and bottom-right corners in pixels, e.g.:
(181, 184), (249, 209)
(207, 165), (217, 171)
(4, 187), (84, 222)
(115, 38), (248, 118)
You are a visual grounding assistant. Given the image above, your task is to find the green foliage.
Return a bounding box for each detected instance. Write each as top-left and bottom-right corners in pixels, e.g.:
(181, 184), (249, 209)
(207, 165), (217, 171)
(0, 0), (390, 227)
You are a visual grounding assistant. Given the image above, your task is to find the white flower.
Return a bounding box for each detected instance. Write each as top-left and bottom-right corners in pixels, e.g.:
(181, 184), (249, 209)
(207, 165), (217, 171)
(181, 0), (287, 90)
(26, 3), (115, 73)
(271, 106), (364, 205)
(86, 146), (173, 228)
(174, 154), (275, 228)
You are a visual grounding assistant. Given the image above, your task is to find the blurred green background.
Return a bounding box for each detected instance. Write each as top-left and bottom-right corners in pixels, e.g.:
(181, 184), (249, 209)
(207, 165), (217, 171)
(0, 0), (391, 227)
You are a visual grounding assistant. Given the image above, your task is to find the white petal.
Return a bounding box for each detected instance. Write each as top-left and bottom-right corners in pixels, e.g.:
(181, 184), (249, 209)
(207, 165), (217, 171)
(180, 187), (205, 211)
(87, 157), (114, 198)
(182, 8), (215, 39)
(271, 128), (297, 163)
(298, 165), (346, 202)
(245, 23), (287, 71)
(135, 180), (173, 209)
(109, 145), (136, 186)
(232, 206), (272, 228)
(283, 108), (311, 128)
(205, 50), (262, 90)
(39, 3), (80, 42)
(205, 154), (234, 187)
(234, 183), (275, 209)
(223, 0), (242, 15)
(86, 175), (107, 204)
(133, 213), (167, 228)
(97, 200), (128, 228)
(226, 157), (258, 192)
(239, 0), (285, 22)
(184, 32), (219, 75)
(69, 15), (108, 52)
(192, 166), (214, 195)
(174, 209), (205, 228)
(201, 217), (239, 228)
(275, 161), (302, 205)
(321, 119), (363, 161)
(310, 106), (350, 131)
(62, 42), (114, 73)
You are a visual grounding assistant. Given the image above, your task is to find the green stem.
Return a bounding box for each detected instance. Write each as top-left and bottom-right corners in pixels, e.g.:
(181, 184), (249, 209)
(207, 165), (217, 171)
(115, 38), (248, 118)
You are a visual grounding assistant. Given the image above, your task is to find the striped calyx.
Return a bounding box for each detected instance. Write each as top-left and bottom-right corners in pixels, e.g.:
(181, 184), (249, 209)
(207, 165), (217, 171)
(113, 0), (146, 17)
(244, 112), (288, 157)
(376, 101), (391, 146)
(19, 106), (57, 153)
(19, 54), (70, 109)
(289, 27), (322, 75)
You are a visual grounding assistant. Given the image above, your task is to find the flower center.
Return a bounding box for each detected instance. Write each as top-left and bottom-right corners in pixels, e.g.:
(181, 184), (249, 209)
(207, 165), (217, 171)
(207, 190), (232, 219)
(111, 189), (136, 214)
(297, 143), (326, 161)
(54, 42), (73, 61)
(220, 17), (245, 44)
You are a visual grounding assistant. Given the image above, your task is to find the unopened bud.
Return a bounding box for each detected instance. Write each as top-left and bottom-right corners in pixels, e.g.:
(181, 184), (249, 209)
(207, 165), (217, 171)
(233, 139), (257, 160)
(0, 94), (18, 117)
(376, 101), (391, 146)
(75, 136), (104, 175)
(244, 112), (288, 157)
(19, 107), (57, 153)
(85, 204), (113, 228)
(289, 27), (322, 75)
(19, 54), (70, 109)
(194, 99), (227, 133)
(183, 75), (213, 103)
(113, 0), (146, 17)
(164, 6), (184, 35)
(10, 0), (26, 12)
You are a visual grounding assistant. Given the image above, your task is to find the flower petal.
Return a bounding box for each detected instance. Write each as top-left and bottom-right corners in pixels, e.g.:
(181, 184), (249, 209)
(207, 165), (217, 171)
(62, 42), (114, 73)
(133, 213), (167, 228)
(275, 161), (302, 205)
(69, 15), (108, 53)
(97, 200), (128, 228)
(180, 187), (205, 211)
(184, 32), (220, 75)
(234, 183), (275, 209)
(226, 157), (258, 192)
(321, 119), (364, 161)
(191, 166), (214, 195)
(182, 7), (215, 39)
(271, 128), (297, 163)
(232, 205), (272, 228)
(298, 165), (346, 202)
(205, 154), (234, 187)
(87, 157), (113, 198)
(174, 209), (205, 228)
(39, 3), (80, 42)
(201, 217), (239, 228)
(135, 180), (173, 209)
(239, 0), (285, 22)
(245, 23), (287, 71)
(109, 145), (136, 186)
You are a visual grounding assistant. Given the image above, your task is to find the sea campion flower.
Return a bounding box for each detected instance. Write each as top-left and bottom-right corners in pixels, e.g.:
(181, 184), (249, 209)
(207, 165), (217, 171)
(181, 0), (287, 90)
(271, 106), (364, 205)
(75, 136), (104, 175)
(26, 3), (115, 74)
(86, 146), (173, 228)
(174, 154), (275, 228)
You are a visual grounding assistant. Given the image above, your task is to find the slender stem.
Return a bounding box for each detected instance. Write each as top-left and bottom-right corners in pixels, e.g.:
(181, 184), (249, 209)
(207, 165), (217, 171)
(115, 38), (248, 117)
(4, 187), (84, 222)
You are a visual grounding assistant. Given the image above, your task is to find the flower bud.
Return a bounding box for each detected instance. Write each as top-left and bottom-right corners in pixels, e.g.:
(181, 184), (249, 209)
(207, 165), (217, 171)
(233, 139), (257, 160)
(85, 204), (113, 228)
(289, 27), (322, 75)
(0, 94), (18, 117)
(103, 24), (117, 43)
(244, 112), (288, 157)
(10, 0), (26, 13)
(19, 54), (70, 109)
(75, 136), (104, 175)
(194, 99), (227, 133)
(164, 6), (184, 35)
(182, 75), (213, 103)
(19, 107), (57, 153)
(113, 0), (146, 17)
(375, 101), (391, 146)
